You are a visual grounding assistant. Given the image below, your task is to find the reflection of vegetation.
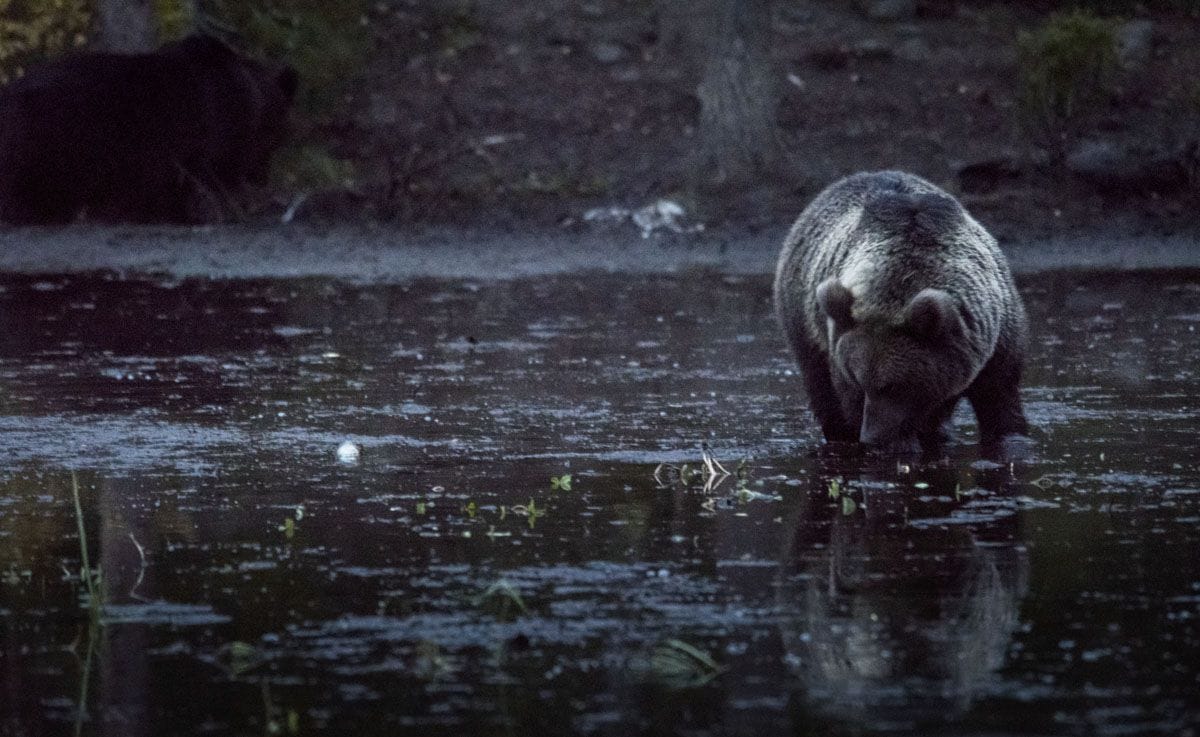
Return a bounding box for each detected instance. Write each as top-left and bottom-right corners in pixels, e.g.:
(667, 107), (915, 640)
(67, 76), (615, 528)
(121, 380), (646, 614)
(473, 579), (527, 622)
(413, 640), (455, 681)
(72, 619), (99, 737)
(219, 641), (265, 677)
(1017, 10), (1118, 150)
(69, 473), (104, 737)
(260, 680), (301, 736)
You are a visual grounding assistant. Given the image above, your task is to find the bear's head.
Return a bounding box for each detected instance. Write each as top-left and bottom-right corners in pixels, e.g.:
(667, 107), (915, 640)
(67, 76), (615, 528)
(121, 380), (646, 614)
(173, 34), (298, 186)
(818, 278), (980, 448)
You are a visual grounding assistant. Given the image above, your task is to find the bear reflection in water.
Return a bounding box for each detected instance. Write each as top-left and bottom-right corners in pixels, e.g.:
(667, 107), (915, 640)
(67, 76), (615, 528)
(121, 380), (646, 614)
(776, 468), (1029, 727)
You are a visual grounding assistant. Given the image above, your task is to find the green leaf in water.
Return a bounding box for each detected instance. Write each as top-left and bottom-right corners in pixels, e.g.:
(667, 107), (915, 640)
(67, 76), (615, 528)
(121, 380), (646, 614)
(735, 459), (749, 481)
(841, 496), (858, 516)
(550, 474), (572, 491)
(221, 641), (262, 676)
(827, 478), (841, 499)
(649, 638), (724, 689)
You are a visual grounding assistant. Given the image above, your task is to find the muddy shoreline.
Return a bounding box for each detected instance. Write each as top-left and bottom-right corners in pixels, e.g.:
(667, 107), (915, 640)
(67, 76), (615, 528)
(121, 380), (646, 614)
(0, 223), (1197, 282)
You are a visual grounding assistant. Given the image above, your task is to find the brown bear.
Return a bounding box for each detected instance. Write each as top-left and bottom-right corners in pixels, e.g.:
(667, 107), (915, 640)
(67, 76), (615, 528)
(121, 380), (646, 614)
(0, 34), (297, 224)
(773, 171), (1030, 455)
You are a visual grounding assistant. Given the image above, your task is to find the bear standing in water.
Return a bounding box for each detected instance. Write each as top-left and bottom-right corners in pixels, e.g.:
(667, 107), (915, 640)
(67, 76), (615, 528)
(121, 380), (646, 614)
(774, 171), (1030, 456)
(0, 35), (297, 224)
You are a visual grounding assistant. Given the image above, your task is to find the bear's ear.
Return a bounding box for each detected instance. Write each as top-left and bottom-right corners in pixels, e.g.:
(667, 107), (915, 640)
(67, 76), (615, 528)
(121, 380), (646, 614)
(276, 65), (299, 103)
(905, 289), (964, 340)
(816, 278), (855, 332)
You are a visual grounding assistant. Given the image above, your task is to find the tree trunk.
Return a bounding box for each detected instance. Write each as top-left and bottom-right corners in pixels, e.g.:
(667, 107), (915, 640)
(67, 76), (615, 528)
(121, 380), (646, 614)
(687, 0), (784, 188)
(94, 0), (158, 53)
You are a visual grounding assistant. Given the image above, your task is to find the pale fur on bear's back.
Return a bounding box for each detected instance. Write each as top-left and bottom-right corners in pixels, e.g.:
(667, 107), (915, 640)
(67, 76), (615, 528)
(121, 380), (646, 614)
(773, 170), (1022, 364)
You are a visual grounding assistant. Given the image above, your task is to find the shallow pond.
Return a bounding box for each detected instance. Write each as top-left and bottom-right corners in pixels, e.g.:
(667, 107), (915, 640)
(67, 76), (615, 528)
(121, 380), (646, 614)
(0, 269), (1197, 736)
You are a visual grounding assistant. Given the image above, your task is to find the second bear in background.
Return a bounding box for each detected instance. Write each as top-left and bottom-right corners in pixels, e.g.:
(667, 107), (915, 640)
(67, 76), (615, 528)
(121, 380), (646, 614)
(0, 35), (297, 225)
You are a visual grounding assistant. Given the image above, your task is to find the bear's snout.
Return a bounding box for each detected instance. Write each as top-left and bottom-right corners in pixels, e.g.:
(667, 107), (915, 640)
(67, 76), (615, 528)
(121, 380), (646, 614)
(859, 395), (909, 446)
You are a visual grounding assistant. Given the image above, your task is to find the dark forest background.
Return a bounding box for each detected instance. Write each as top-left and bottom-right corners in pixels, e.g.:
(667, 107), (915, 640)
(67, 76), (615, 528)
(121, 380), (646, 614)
(2, 0), (1198, 235)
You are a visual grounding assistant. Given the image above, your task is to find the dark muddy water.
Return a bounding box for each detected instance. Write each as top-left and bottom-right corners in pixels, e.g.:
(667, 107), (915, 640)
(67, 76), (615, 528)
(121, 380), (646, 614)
(0, 269), (1197, 736)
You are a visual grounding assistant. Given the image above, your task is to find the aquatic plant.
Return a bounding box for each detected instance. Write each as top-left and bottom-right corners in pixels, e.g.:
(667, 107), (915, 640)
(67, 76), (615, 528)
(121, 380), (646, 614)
(260, 679), (300, 735)
(826, 478), (858, 514)
(218, 641), (264, 677)
(277, 505), (304, 540)
(648, 639), (725, 690)
(550, 474), (572, 491)
(71, 473), (104, 622)
(473, 579), (527, 622)
(69, 472), (104, 737)
(654, 443), (741, 494)
(509, 498), (544, 528)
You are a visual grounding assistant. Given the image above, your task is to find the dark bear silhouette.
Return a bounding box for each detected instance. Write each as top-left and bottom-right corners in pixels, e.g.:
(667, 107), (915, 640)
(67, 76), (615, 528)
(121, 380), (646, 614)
(774, 171), (1030, 456)
(0, 35), (298, 224)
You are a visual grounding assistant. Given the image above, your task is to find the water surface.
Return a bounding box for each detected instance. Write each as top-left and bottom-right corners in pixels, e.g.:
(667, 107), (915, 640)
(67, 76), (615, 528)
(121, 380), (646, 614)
(0, 269), (1197, 736)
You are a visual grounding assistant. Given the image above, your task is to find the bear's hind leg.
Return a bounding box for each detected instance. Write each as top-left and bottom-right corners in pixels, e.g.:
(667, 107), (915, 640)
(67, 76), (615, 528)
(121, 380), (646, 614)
(967, 352), (1030, 453)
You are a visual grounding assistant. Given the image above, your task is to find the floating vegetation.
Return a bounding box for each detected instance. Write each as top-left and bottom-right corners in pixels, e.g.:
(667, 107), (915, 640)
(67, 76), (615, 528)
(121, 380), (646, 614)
(260, 679), (300, 736)
(484, 525), (512, 540)
(509, 498), (545, 528)
(550, 474), (572, 491)
(278, 506), (304, 540)
(413, 641), (454, 681)
(647, 639), (725, 690)
(825, 477), (859, 515)
(654, 443), (743, 494)
(218, 641), (264, 677)
(472, 579), (527, 622)
(1030, 475), (1057, 490)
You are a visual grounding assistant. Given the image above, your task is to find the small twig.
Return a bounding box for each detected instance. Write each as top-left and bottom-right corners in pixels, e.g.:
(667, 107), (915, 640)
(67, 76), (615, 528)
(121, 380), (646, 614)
(128, 532), (149, 601)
